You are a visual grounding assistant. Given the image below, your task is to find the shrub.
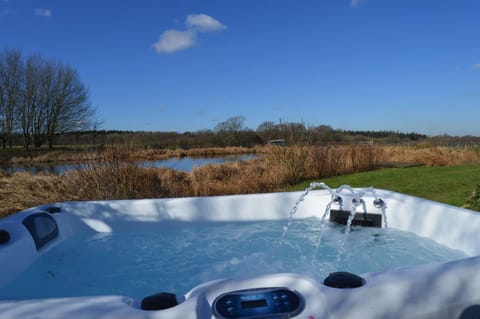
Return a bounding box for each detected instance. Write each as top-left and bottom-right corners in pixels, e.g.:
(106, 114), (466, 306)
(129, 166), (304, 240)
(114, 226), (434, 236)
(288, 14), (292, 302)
(65, 145), (192, 200)
(463, 184), (480, 211)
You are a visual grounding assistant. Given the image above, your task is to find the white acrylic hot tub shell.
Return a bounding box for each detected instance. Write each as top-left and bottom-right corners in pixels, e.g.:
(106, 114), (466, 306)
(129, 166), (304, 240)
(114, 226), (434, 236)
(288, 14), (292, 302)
(0, 189), (480, 319)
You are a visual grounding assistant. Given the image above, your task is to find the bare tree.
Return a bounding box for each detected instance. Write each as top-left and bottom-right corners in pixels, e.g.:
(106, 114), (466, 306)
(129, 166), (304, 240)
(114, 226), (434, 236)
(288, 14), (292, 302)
(0, 49), (23, 148)
(256, 121), (277, 142)
(44, 62), (91, 148)
(214, 115), (246, 146)
(277, 120), (307, 144)
(214, 115), (245, 132)
(11, 51), (93, 149)
(19, 54), (42, 149)
(89, 113), (105, 147)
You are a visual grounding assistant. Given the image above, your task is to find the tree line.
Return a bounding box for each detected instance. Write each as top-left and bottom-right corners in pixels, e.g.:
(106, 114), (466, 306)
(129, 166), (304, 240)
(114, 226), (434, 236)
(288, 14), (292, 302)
(25, 116), (431, 149)
(5, 111), (474, 149)
(0, 48), (95, 149)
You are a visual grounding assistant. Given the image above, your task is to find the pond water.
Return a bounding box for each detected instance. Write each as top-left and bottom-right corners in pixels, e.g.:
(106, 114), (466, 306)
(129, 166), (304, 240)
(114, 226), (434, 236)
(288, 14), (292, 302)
(3, 154), (256, 174)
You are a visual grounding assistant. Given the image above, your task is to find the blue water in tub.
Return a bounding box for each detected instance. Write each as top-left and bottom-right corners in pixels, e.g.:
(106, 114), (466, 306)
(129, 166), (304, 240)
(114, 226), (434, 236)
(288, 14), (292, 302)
(0, 218), (467, 300)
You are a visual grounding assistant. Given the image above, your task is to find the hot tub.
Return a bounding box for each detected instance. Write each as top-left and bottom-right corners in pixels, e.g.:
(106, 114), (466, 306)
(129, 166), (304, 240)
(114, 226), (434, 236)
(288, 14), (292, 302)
(1, 188), (480, 319)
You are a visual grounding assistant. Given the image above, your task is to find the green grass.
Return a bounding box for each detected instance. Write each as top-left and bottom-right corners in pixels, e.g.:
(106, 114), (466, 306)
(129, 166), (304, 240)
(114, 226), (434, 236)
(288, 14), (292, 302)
(289, 164), (480, 208)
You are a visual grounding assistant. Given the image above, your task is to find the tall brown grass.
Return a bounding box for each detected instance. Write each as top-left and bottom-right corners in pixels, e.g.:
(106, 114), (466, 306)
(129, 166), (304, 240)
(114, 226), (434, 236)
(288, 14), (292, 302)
(8, 146), (256, 165)
(191, 145), (383, 196)
(9, 150), (92, 165)
(64, 145), (192, 200)
(380, 146), (480, 166)
(3, 145), (480, 219)
(0, 171), (75, 216)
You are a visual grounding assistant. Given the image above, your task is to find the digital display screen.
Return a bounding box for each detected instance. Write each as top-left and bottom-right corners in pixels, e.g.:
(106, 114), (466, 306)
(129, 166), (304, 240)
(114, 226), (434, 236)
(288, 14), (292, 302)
(240, 299), (268, 309)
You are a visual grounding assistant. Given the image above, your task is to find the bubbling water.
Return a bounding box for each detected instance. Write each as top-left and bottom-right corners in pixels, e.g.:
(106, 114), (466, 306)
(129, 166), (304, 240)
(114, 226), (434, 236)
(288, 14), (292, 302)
(281, 182), (336, 243)
(282, 183), (390, 268)
(0, 219), (467, 300)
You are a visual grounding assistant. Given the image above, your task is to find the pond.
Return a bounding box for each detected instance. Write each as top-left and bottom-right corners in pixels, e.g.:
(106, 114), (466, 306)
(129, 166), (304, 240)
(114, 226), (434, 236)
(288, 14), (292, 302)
(3, 154), (257, 175)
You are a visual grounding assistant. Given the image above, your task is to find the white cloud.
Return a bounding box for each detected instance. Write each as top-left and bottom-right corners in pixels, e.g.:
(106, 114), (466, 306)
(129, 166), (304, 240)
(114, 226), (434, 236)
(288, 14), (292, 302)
(186, 14), (226, 32)
(153, 29), (196, 54)
(35, 8), (52, 17)
(351, 0), (367, 8)
(473, 63), (480, 70)
(154, 14), (226, 54)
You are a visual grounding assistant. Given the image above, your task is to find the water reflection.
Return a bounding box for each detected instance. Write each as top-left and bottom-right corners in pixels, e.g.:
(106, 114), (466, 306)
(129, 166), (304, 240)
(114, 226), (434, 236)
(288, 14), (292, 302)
(5, 163), (77, 175)
(4, 154), (257, 175)
(143, 154), (256, 171)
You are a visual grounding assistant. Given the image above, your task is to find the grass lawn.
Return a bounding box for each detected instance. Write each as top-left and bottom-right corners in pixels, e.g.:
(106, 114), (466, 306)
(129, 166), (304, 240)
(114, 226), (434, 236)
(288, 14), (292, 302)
(289, 164), (480, 208)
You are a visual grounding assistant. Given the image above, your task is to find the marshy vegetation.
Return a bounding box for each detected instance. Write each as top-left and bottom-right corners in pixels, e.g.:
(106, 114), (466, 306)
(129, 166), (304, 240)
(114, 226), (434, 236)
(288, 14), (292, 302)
(3, 144), (480, 218)
(6, 146), (255, 166)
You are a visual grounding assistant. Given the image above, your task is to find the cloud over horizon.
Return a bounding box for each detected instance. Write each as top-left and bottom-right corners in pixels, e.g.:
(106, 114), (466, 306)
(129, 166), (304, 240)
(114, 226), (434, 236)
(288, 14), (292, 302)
(473, 63), (480, 69)
(154, 13), (226, 54)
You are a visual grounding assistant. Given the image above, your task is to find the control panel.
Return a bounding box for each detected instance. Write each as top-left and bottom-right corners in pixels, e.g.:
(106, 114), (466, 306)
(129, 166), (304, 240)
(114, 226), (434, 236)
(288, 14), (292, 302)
(212, 287), (304, 319)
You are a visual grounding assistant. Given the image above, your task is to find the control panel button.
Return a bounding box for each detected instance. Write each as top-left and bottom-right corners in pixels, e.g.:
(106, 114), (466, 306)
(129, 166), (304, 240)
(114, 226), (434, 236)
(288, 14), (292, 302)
(212, 287), (304, 319)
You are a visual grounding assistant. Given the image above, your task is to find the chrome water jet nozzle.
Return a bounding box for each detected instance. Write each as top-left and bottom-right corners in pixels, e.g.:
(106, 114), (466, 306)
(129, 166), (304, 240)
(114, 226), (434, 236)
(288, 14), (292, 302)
(333, 196), (343, 205)
(352, 197), (363, 207)
(373, 198), (386, 209)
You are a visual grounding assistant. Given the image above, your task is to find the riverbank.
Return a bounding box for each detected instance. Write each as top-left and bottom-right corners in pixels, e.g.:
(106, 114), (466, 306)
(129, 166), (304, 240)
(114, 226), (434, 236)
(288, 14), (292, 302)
(2, 145), (480, 218)
(4, 146), (257, 166)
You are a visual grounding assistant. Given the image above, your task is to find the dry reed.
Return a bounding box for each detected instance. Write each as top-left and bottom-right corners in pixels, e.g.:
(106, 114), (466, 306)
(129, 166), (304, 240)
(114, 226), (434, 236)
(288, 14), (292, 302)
(190, 145), (383, 196)
(0, 171), (76, 218)
(64, 145), (192, 200)
(3, 145), (480, 218)
(380, 146), (480, 166)
(8, 146), (256, 165)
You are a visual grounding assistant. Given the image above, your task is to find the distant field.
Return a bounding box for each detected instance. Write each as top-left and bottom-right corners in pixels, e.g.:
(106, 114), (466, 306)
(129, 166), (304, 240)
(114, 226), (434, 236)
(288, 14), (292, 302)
(289, 164), (480, 208)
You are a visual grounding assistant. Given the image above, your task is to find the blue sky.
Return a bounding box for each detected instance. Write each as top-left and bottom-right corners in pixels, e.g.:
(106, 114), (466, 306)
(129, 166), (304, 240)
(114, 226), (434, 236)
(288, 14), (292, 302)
(1, 0), (479, 135)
